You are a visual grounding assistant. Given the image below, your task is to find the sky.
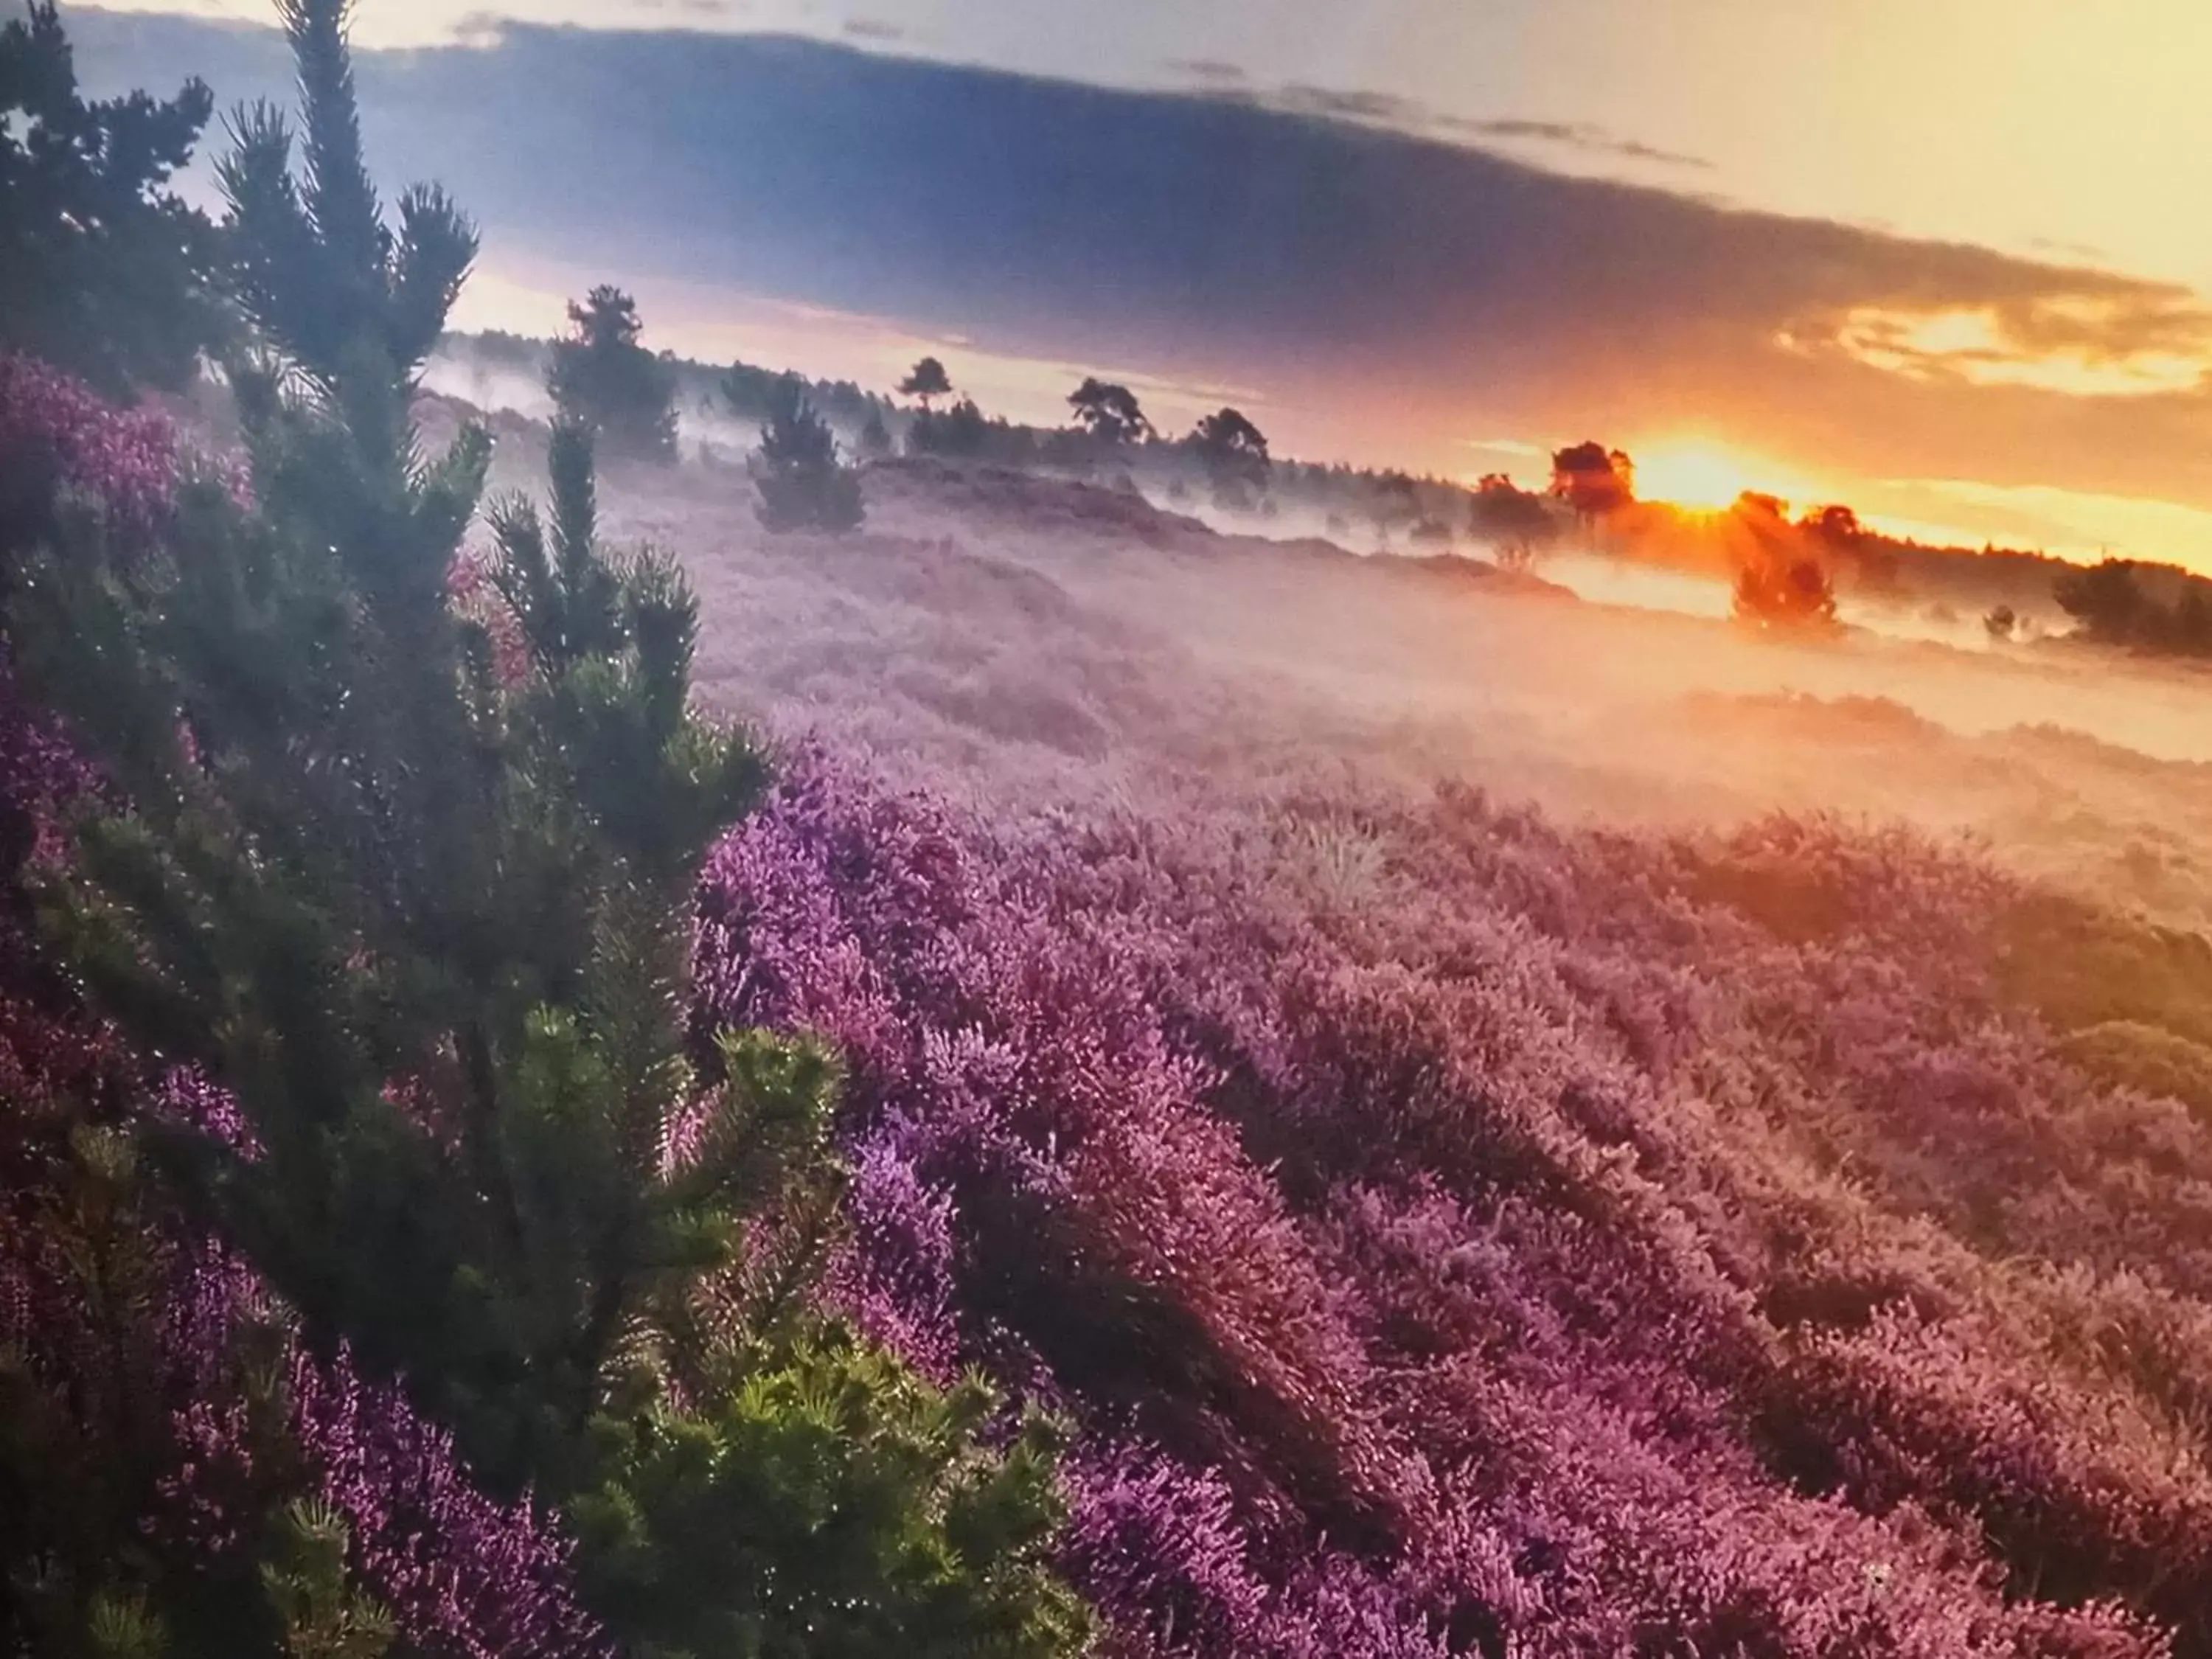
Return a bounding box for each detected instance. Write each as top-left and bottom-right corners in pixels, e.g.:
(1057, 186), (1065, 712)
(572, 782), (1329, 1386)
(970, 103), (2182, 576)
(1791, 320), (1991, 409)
(49, 0), (2212, 567)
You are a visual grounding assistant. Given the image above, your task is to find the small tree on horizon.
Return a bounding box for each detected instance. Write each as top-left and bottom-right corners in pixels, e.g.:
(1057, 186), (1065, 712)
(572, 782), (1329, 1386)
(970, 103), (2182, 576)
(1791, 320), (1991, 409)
(1067, 377), (1153, 445)
(1733, 554), (1839, 632)
(897, 355), (952, 411)
(753, 373), (864, 532)
(2054, 556), (2147, 644)
(907, 394), (992, 459)
(1802, 502), (1864, 549)
(1369, 469), (1421, 546)
(1549, 440), (1634, 528)
(1468, 473), (1559, 569)
(549, 284), (678, 463)
(1191, 406), (1269, 509)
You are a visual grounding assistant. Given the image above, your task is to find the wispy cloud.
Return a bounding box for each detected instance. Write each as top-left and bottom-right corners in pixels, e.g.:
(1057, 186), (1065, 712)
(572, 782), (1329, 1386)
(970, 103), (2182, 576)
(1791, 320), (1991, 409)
(1251, 83), (1712, 172)
(1163, 57), (1248, 85)
(1440, 116), (1711, 170)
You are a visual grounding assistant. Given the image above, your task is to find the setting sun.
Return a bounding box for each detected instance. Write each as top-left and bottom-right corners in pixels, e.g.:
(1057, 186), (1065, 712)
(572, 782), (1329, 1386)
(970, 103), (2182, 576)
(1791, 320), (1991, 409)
(1630, 437), (1823, 513)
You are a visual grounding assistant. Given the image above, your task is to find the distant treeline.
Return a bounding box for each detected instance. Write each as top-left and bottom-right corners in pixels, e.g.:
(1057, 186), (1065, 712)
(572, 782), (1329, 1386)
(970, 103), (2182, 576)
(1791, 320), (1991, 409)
(454, 324), (2212, 658)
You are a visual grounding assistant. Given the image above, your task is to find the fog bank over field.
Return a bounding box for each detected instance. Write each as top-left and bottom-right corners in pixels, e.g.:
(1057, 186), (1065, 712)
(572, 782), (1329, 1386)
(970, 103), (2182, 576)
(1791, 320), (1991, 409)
(434, 409), (2212, 927)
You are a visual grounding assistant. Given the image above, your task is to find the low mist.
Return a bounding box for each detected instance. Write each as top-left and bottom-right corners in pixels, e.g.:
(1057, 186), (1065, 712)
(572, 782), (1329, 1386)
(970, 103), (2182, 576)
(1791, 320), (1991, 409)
(424, 402), (2212, 931)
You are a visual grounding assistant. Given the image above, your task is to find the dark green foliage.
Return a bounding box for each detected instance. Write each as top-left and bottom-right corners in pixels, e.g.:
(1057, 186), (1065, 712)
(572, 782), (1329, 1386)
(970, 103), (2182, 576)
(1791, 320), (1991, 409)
(257, 1503), (397, 1659)
(0, 1110), (349, 1659)
(548, 287), (678, 464)
(751, 376), (864, 533)
(0, 2), (227, 392)
(14, 392), (770, 1495)
(219, 0), (477, 447)
(572, 1338), (1088, 1659)
(4, 0), (741, 1495)
(856, 409), (893, 461)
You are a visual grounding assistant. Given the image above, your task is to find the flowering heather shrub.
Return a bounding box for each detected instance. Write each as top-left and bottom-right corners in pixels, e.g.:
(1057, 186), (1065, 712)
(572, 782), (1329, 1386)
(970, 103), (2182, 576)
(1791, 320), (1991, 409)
(288, 1349), (609, 1659)
(0, 353), (605, 1658)
(448, 547), (532, 689)
(698, 753), (2201, 1656)
(0, 998), (608, 1658)
(0, 352), (181, 540)
(0, 354), (179, 980)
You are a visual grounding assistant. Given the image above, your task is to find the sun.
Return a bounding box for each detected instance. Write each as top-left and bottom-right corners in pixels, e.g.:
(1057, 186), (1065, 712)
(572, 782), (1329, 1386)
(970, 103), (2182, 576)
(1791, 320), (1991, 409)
(1632, 437), (1819, 513)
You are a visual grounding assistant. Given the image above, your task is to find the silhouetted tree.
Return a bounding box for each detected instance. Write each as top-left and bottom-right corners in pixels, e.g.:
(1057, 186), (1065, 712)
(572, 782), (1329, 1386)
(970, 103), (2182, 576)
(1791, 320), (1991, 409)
(1192, 406), (1270, 508)
(548, 285), (678, 462)
(1802, 503), (1864, 549)
(1066, 377), (1152, 445)
(753, 374), (863, 532)
(1984, 604), (2017, 642)
(1733, 548), (1838, 633)
(0, 2), (227, 392)
(2054, 557), (2146, 644)
(1467, 473), (1559, 568)
(857, 408), (894, 460)
(2172, 586), (2212, 655)
(720, 358), (786, 422)
(897, 355), (952, 411)
(907, 395), (991, 459)
(1549, 441), (1633, 524)
(1370, 470), (1421, 545)
(1728, 492), (1836, 631)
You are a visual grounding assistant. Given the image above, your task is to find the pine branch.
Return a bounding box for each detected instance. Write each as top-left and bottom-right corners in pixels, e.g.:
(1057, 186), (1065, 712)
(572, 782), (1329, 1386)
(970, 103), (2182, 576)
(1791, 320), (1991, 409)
(278, 0), (383, 288)
(548, 420), (597, 595)
(389, 183), (477, 375)
(218, 100), (319, 362)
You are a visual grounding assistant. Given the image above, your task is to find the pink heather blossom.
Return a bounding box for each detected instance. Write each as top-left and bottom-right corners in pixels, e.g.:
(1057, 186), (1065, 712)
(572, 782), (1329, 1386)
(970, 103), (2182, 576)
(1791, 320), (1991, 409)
(290, 1347), (611, 1659)
(0, 352), (182, 536)
(691, 752), (2188, 1658)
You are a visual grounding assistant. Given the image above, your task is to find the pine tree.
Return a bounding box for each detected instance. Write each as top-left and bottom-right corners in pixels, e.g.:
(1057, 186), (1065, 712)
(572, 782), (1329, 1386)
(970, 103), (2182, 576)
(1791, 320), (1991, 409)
(547, 286), (678, 465)
(0, 3), (228, 394)
(752, 374), (863, 532)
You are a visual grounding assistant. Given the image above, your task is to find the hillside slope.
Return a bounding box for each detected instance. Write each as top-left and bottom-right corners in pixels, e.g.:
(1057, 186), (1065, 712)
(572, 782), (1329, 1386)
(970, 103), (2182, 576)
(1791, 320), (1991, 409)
(574, 447), (2212, 1653)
